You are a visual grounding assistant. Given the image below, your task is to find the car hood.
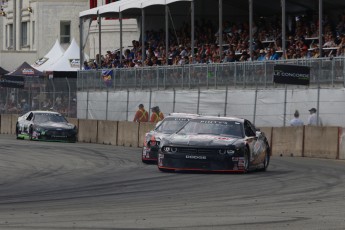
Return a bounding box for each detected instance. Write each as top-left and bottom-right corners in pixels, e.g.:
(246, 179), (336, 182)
(146, 131), (172, 141)
(165, 134), (240, 147)
(38, 122), (75, 129)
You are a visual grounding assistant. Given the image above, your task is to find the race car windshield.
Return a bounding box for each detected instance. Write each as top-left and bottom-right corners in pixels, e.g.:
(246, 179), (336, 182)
(177, 120), (244, 137)
(155, 118), (190, 134)
(34, 113), (68, 123)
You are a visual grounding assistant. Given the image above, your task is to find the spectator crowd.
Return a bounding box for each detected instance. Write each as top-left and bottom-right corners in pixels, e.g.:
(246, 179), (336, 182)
(83, 11), (345, 70)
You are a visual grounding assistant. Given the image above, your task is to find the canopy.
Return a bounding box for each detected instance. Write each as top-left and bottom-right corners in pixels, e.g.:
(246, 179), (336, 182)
(32, 39), (65, 72)
(80, 0), (345, 19)
(6, 61), (45, 77)
(0, 66), (9, 75)
(48, 38), (89, 72)
(0, 62), (45, 88)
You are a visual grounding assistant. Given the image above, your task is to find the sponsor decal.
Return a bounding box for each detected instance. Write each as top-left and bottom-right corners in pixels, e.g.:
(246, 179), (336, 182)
(33, 57), (48, 67)
(217, 137), (234, 141)
(69, 59), (80, 68)
(238, 157), (245, 166)
(232, 157), (239, 161)
(199, 120), (228, 125)
(186, 155), (207, 160)
(22, 68), (35, 75)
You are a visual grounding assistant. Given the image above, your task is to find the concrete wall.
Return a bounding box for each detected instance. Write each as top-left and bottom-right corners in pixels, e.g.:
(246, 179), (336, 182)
(11, 114), (19, 134)
(304, 126), (339, 159)
(339, 128), (345, 160)
(118, 121), (139, 147)
(78, 119), (98, 143)
(1, 114), (343, 161)
(271, 127), (304, 157)
(97, 120), (118, 145)
(0, 114), (12, 134)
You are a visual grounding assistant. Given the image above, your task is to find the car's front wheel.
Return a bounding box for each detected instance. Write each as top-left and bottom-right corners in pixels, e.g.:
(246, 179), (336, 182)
(243, 148), (250, 173)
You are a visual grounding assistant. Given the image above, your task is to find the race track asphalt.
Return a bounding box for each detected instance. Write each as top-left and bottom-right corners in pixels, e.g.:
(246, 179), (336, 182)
(0, 134), (345, 230)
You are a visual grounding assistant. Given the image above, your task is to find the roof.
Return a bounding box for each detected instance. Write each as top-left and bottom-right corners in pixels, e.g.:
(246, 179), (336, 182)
(191, 116), (245, 123)
(31, 110), (60, 115)
(32, 39), (65, 72)
(80, 0), (345, 19)
(47, 38), (89, 72)
(168, 112), (199, 118)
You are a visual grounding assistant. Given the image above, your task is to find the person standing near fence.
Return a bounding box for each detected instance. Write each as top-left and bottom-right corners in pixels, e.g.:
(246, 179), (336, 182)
(150, 106), (164, 122)
(289, 110), (304, 126)
(307, 107), (323, 126)
(133, 104), (148, 122)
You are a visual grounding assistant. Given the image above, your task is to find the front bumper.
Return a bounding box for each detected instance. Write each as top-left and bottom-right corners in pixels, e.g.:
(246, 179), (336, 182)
(158, 152), (246, 172)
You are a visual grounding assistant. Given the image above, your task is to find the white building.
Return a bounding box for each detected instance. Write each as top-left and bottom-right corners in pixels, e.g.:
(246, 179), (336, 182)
(0, 0), (139, 71)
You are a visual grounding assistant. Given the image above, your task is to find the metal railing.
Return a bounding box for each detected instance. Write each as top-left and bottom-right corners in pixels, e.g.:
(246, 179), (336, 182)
(77, 57), (345, 91)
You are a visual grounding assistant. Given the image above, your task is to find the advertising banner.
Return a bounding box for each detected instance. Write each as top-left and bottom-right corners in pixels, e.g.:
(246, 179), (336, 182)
(273, 64), (310, 85)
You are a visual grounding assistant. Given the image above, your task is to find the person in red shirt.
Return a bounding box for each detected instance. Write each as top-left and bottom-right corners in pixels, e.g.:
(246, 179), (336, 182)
(133, 104), (148, 122)
(150, 106), (164, 122)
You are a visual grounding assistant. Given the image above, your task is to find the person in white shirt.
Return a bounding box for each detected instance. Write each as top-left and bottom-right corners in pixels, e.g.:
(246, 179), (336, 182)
(290, 110), (304, 126)
(307, 107), (323, 126)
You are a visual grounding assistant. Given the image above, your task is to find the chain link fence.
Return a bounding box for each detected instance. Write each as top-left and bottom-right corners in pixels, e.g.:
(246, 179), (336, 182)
(1, 57), (345, 119)
(0, 77), (77, 117)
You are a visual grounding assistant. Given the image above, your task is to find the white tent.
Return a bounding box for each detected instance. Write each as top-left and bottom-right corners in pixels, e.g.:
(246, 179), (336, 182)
(48, 38), (89, 72)
(32, 39), (65, 72)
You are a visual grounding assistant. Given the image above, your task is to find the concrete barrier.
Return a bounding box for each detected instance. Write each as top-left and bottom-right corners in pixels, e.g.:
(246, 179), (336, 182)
(11, 114), (19, 135)
(138, 122), (157, 148)
(97, 120), (118, 145)
(78, 119), (98, 143)
(271, 126), (304, 157)
(118, 121), (139, 147)
(339, 128), (345, 160)
(1, 114), (12, 134)
(304, 126), (339, 159)
(1, 113), (344, 161)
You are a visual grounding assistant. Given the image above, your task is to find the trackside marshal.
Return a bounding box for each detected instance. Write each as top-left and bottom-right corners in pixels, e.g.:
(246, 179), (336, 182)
(273, 64), (310, 85)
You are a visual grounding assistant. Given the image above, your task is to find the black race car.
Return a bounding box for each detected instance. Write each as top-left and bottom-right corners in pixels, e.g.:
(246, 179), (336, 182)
(142, 113), (199, 163)
(158, 116), (270, 173)
(16, 110), (78, 142)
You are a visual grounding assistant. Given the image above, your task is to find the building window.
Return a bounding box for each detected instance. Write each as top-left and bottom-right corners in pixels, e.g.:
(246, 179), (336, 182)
(7, 23), (13, 49)
(32, 21), (35, 46)
(21, 21), (28, 47)
(60, 21), (71, 44)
